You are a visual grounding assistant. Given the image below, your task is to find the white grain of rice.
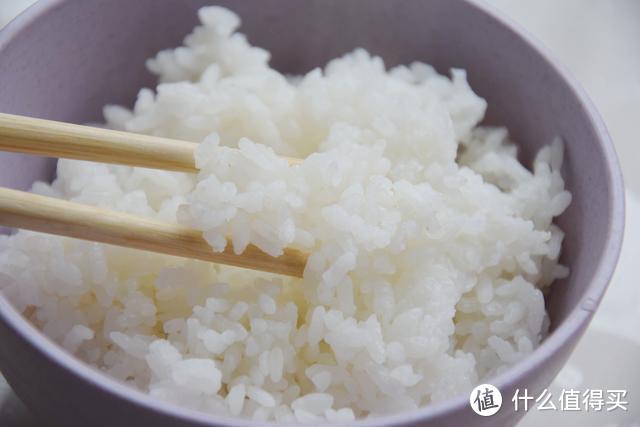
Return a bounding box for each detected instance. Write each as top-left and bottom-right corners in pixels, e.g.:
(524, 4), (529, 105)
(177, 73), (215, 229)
(247, 386), (277, 408)
(291, 393), (334, 415)
(269, 347), (284, 383)
(226, 383), (246, 416)
(62, 324), (94, 353)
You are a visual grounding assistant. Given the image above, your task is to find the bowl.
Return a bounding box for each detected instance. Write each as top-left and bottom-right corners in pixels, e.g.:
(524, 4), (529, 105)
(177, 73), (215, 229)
(0, 0), (625, 425)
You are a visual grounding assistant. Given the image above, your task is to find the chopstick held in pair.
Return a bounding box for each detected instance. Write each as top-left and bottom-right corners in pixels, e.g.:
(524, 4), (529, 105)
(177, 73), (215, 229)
(0, 113), (306, 277)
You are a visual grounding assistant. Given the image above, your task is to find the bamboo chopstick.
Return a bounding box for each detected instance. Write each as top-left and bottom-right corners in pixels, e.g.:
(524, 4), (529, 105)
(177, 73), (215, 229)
(0, 113), (302, 171)
(0, 187), (307, 278)
(0, 113), (308, 276)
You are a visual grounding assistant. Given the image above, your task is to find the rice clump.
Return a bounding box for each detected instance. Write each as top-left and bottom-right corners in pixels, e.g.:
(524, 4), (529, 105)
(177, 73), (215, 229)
(0, 6), (571, 423)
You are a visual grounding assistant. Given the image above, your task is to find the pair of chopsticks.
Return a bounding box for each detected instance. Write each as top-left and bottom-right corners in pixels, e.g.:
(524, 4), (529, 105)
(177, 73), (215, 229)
(0, 113), (306, 278)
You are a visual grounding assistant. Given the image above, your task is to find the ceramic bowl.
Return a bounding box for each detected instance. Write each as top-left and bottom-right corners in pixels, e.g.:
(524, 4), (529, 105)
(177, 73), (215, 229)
(0, 0), (624, 425)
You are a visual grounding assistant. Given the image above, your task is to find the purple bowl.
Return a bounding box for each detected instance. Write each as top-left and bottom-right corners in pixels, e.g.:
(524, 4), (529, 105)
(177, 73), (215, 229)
(0, 0), (625, 426)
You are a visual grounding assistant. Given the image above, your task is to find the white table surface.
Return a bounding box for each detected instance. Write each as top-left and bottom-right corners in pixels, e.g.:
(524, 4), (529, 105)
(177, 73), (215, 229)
(1, 1), (639, 425)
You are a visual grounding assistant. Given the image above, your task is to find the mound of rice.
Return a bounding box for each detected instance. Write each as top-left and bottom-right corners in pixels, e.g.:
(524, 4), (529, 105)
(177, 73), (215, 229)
(0, 6), (571, 423)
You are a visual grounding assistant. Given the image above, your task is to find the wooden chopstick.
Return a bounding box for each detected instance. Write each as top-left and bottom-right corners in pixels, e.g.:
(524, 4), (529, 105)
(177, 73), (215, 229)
(0, 113), (308, 276)
(0, 113), (302, 171)
(0, 187), (307, 278)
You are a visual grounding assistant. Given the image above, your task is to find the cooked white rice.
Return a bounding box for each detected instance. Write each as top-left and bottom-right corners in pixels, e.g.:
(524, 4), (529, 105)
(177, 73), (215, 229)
(0, 6), (571, 422)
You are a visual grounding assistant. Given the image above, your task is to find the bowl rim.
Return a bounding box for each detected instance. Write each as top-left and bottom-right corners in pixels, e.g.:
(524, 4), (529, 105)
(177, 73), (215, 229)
(0, 0), (625, 425)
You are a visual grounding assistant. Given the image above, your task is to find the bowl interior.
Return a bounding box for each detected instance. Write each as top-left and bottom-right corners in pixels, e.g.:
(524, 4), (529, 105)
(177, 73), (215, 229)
(0, 0), (623, 425)
(0, 0), (617, 329)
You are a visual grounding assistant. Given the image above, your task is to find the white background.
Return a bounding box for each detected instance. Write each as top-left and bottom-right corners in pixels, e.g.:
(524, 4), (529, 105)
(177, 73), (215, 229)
(1, 1), (638, 425)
